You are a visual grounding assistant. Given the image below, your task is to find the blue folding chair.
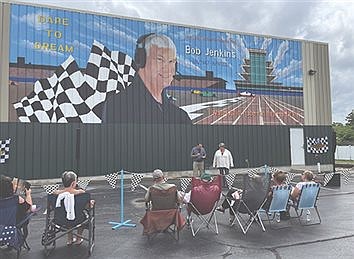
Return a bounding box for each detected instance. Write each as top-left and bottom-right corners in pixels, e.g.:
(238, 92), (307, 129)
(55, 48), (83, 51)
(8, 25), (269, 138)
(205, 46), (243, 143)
(0, 195), (37, 259)
(291, 183), (321, 225)
(261, 185), (292, 229)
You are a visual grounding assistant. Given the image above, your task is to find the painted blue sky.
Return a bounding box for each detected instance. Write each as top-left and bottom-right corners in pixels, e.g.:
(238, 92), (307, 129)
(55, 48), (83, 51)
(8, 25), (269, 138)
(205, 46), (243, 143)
(10, 4), (303, 90)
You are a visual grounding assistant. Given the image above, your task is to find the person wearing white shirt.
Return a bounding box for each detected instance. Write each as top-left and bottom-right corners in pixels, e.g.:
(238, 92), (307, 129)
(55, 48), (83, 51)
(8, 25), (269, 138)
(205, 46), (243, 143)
(213, 142), (234, 187)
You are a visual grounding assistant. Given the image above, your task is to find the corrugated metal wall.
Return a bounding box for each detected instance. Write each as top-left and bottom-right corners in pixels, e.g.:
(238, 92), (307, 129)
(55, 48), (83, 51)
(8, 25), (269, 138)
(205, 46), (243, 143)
(0, 122), (334, 179)
(303, 42), (332, 125)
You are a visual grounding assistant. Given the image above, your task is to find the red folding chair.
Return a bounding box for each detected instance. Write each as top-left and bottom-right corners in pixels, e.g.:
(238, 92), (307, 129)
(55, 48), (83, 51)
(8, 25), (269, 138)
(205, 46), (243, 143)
(187, 175), (222, 236)
(140, 186), (186, 242)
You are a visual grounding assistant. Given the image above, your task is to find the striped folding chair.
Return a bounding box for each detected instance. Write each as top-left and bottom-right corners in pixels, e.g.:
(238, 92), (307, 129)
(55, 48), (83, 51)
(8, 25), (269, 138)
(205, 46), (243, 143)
(290, 183), (321, 225)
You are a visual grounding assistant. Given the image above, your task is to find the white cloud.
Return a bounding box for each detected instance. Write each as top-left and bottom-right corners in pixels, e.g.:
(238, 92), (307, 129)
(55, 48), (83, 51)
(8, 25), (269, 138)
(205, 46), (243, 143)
(273, 40), (289, 68)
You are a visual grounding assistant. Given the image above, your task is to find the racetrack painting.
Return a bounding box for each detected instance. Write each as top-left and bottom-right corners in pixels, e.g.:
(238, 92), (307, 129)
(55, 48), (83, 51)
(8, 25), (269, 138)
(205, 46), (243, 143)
(169, 90), (304, 125)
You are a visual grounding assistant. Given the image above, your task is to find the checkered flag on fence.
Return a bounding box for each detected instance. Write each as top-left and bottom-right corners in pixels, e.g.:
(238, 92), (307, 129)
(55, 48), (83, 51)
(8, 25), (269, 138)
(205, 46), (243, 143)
(0, 139), (11, 164)
(225, 173), (237, 189)
(180, 178), (192, 192)
(323, 172), (334, 186)
(42, 184), (60, 194)
(14, 40), (137, 123)
(77, 179), (91, 190)
(285, 172), (297, 185)
(306, 136), (329, 154)
(105, 172), (119, 189)
(131, 173), (144, 191)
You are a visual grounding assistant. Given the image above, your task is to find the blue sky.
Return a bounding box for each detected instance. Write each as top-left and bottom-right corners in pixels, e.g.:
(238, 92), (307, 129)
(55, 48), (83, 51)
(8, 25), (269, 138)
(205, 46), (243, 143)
(10, 3), (303, 90)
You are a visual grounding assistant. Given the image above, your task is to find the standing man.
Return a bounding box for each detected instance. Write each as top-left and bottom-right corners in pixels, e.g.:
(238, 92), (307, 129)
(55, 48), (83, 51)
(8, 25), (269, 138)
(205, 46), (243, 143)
(190, 143), (206, 177)
(213, 143), (234, 187)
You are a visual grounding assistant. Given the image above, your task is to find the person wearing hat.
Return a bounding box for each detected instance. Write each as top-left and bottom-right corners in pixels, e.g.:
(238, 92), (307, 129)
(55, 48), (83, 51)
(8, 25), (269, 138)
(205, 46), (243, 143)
(190, 143), (207, 177)
(144, 169), (177, 203)
(213, 142), (234, 187)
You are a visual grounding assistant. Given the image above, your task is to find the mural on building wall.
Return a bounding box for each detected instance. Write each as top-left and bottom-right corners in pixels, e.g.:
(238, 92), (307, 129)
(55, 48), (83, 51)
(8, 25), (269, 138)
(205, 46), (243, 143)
(9, 4), (304, 125)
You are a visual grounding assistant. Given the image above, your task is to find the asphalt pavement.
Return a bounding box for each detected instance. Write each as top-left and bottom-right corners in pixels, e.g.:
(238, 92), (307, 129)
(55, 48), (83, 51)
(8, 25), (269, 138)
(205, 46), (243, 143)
(1, 178), (354, 259)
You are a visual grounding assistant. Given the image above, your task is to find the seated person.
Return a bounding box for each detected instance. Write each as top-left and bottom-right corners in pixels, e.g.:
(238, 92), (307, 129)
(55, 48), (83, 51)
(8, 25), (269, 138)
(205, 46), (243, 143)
(179, 172), (214, 204)
(263, 171), (291, 220)
(54, 171), (91, 246)
(145, 169), (181, 207)
(0, 174), (33, 224)
(291, 170), (316, 201)
(263, 171), (287, 209)
(216, 175), (264, 223)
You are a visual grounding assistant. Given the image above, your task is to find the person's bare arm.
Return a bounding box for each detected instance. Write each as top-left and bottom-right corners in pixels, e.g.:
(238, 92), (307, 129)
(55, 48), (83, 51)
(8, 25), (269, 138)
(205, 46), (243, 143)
(291, 187), (301, 199)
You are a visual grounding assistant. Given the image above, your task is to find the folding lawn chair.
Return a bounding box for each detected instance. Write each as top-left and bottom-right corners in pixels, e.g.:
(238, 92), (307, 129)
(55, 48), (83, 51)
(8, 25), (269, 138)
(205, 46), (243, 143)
(41, 193), (95, 256)
(227, 173), (270, 234)
(261, 185), (292, 229)
(186, 175), (222, 237)
(140, 186), (186, 242)
(0, 195), (38, 259)
(290, 183), (321, 225)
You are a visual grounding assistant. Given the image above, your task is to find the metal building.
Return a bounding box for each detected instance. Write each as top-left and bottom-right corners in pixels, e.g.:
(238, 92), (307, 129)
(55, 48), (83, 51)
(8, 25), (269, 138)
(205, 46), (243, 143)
(0, 1), (333, 179)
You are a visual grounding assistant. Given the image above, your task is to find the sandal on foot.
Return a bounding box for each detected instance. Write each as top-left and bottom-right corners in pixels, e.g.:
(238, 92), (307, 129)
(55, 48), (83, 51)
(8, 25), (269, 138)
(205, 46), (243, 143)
(67, 238), (76, 246)
(75, 238), (84, 246)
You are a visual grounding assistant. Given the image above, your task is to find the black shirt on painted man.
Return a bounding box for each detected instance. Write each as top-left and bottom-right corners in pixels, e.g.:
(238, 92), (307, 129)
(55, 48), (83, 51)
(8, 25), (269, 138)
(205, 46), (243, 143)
(103, 75), (192, 124)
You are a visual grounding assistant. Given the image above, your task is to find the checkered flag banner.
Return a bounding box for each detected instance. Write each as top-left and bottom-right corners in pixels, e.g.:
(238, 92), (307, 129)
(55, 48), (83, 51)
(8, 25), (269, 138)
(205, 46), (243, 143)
(42, 184), (60, 194)
(131, 173), (144, 191)
(14, 40), (137, 123)
(105, 172), (119, 189)
(306, 136), (329, 154)
(269, 167), (280, 175)
(225, 172), (237, 189)
(285, 172), (297, 185)
(77, 179), (91, 190)
(180, 178), (192, 192)
(340, 169), (351, 185)
(323, 172), (334, 186)
(0, 138), (11, 163)
(248, 168), (259, 178)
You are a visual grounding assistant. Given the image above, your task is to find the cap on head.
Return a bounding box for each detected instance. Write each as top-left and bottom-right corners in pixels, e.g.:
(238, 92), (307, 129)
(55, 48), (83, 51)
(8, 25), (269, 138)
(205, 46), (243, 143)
(219, 142), (225, 148)
(153, 169), (164, 180)
(201, 173), (212, 182)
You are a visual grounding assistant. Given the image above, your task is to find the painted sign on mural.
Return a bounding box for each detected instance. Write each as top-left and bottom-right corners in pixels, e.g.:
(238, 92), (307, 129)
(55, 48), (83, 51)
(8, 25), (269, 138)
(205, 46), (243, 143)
(9, 4), (303, 125)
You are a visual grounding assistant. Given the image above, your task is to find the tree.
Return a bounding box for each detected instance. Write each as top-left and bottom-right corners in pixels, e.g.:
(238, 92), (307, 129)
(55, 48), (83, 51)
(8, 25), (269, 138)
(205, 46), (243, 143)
(345, 110), (354, 127)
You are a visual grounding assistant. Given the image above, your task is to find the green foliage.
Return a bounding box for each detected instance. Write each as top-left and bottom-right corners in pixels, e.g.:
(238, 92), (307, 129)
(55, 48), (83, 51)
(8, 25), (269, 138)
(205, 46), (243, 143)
(333, 110), (354, 145)
(345, 110), (354, 127)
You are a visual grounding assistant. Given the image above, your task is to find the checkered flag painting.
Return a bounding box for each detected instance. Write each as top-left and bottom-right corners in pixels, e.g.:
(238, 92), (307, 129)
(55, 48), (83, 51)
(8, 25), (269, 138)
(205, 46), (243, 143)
(225, 173), (237, 189)
(180, 178), (192, 192)
(306, 136), (329, 154)
(0, 139), (11, 163)
(42, 184), (60, 194)
(14, 40), (137, 123)
(323, 172), (334, 186)
(77, 179), (91, 190)
(131, 173), (144, 191)
(105, 172), (119, 189)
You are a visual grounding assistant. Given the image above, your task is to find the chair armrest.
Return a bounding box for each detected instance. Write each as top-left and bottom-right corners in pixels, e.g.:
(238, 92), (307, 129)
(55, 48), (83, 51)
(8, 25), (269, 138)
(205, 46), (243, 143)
(16, 205), (41, 228)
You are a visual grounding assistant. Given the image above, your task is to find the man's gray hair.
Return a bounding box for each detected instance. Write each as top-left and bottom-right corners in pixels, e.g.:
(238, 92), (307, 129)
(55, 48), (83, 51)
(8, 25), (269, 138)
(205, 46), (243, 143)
(62, 171), (77, 187)
(144, 34), (176, 54)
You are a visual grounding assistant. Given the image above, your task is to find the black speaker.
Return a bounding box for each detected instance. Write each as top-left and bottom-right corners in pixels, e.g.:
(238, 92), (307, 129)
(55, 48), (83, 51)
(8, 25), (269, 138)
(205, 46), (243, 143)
(134, 33), (156, 69)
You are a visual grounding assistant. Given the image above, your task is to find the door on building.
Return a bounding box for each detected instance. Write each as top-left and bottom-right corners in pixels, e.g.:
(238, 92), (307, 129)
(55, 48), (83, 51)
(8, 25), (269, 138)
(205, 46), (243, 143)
(290, 128), (305, 165)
